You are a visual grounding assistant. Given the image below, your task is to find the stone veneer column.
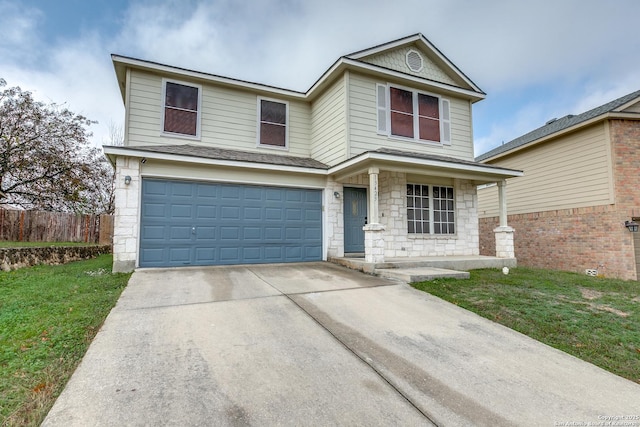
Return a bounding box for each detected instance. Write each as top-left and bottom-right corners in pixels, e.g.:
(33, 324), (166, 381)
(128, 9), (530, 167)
(494, 180), (515, 258)
(364, 167), (385, 263)
(112, 157), (141, 273)
(364, 223), (385, 263)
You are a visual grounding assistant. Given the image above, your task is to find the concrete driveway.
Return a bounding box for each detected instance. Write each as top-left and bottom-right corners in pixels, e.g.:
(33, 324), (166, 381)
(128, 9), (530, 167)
(43, 262), (640, 426)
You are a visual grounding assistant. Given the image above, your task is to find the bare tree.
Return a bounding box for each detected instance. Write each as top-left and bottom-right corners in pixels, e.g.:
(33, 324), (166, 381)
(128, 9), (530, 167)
(0, 78), (110, 213)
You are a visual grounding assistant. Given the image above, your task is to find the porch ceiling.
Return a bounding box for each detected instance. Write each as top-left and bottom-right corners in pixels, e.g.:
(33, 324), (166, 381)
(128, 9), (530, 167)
(329, 149), (523, 184)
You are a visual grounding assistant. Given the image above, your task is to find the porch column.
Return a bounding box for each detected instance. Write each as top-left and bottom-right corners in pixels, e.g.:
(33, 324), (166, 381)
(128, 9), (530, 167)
(494, 180), (515, 258)
(364, 167), (385, 264)
(368, 167), (380, 224)
(498, 179), (508, 227)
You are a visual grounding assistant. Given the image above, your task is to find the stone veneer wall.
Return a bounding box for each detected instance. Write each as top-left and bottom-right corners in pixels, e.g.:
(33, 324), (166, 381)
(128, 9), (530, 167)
(0, 245), (112, 271)
(112, 157), (141, 273)
(342, 172), (480, 258)
(325, 178), (345, 258)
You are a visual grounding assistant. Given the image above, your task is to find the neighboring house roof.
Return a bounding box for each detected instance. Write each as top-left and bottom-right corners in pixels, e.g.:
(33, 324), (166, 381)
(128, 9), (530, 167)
(477, 90), (640, 162)
(112, 34), (486, 105)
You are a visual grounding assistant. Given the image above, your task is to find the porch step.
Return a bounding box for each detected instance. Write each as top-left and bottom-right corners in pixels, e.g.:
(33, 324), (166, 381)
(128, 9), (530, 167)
(375, 267), (470, 283)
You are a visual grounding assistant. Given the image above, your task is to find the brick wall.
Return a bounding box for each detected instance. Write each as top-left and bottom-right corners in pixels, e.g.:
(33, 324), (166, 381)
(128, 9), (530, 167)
(480, 205), (637, 279)
(480, 119), (640, 280)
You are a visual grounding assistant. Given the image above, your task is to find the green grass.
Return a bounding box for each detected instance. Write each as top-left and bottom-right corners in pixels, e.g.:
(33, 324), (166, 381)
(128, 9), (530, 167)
(0, 255), (131, 426)
(412, 267), (640, 384)
(0, 241), (101, 248)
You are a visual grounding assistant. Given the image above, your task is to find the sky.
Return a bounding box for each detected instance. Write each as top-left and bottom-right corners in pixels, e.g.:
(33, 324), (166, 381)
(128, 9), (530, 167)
(1, 0), (639, 156)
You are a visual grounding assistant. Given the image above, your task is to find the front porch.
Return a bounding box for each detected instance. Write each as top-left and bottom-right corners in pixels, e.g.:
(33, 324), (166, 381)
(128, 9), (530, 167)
(329, 254), (517, 282)
(326, 149), (523, 267)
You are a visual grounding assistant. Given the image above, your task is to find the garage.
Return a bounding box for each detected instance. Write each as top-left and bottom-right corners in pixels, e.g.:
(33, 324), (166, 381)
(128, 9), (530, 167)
(139, 179), (323, 267)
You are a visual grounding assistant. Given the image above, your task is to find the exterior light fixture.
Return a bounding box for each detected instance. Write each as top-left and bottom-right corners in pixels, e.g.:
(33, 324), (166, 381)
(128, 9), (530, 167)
(625, 220), (639, 232)
(333, 191), (340, 199)
(140, 158), (147, 164)
(124, 175), (132, 186)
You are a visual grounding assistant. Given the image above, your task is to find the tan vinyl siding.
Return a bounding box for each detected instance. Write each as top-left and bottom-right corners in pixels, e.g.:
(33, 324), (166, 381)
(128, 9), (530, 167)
(478, 123), (613, 218)
(622, 101), (640, 113)
(310, 75), (347, 166)
(348, 73), (474, 160)
(360, 46), (458, 86)
(126, 70), (311, 157)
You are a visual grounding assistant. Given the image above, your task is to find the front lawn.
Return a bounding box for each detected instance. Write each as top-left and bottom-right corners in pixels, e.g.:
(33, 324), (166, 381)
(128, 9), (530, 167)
(412, 268), (640, 384)
(0, 254), (131, 426)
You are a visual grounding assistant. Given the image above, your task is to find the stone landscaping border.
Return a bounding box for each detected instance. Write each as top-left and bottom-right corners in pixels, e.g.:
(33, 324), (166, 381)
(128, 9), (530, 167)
(0, 245), (112, 271)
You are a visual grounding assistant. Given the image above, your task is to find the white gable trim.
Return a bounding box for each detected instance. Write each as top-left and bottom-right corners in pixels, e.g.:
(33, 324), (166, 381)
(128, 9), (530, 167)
(346, 33), (483, 95)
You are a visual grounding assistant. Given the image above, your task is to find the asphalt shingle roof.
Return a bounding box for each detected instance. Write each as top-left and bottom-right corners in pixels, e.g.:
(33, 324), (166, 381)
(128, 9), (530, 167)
(124, 144), (329, 169)
(476, 89), (640, 162)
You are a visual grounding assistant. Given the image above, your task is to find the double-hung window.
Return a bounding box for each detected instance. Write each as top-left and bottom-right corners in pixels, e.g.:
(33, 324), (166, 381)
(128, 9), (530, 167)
(162, 80), (201, 137)
(258, 98), (288, 148)
(377, 84), (451, 145)
(407, 184), (455, 234)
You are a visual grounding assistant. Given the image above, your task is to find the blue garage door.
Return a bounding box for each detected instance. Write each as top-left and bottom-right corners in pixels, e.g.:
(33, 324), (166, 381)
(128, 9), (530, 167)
(139, 179), (323, 267)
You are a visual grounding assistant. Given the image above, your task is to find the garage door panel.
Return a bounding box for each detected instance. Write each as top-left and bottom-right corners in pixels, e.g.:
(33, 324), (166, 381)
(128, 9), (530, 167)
(195, 226), (216, 240)
(219, 247), (240, 262)
(195, 247), (216, 262)
(220, 226), (240, 240)
(142, 225), (166, 240)
(140, 179), (322, 267)
(171, 182), (194, 197)
(196, 205), (216, 219)
(243, 227), (262, 240)
(243, 207), (262, 220)
(169, 247), (191, 263)
(144, 203), (166, 218)
(221, 206), (240, 219)
(220, 186), (240, 199)
(265, 208), (283, 220)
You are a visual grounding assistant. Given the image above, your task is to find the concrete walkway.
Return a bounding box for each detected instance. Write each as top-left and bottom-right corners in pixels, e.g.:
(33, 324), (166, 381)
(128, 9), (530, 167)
(43, 262), (640, 426)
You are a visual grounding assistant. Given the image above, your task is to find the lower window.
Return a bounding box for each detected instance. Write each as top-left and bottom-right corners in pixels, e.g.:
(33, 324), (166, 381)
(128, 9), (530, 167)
(407, 184), (455, 234)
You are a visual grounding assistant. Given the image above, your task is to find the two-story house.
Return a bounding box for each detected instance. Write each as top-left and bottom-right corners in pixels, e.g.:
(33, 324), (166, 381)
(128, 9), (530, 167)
(104, 34), (522, 273)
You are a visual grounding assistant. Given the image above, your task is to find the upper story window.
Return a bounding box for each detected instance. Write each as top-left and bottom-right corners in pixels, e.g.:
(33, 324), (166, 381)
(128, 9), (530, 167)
(377, 84), (451, 145)
(162, 80), (201, 137)
(258, 98), (288, 149)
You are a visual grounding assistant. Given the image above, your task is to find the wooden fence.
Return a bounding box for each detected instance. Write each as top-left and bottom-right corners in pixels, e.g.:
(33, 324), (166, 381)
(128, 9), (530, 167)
(0, 210), (114, 245)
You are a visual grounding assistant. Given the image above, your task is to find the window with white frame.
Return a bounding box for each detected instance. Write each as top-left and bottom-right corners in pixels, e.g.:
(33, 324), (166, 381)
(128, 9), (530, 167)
(377, 84), (451, 145)
(407, 184), (455, 234)
(163, 80), (201, 137)
(258, 98), (288, 148)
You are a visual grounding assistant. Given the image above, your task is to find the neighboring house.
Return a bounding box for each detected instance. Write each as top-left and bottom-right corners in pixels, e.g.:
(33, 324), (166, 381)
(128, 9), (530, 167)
(104, 33), (522, 273)
(477, 90), (640, 280)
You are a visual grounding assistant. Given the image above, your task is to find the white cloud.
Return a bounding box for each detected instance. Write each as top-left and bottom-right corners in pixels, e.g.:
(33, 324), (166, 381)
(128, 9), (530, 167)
(1, 0), (640, 153)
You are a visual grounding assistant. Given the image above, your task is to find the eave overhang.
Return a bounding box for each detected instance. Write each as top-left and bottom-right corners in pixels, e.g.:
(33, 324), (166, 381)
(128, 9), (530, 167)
(102, 145), (328, 176)
(112, 51), (486, 105)
(329, 151), (522, 184)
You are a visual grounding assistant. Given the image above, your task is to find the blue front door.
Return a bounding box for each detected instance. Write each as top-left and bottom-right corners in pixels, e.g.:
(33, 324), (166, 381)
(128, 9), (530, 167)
(343, 187), (367, 253)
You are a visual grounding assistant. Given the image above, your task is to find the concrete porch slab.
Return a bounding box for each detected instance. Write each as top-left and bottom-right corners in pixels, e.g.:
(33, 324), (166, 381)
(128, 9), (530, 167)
(375, 267), (470, 283)
(329, 255), (516, 275)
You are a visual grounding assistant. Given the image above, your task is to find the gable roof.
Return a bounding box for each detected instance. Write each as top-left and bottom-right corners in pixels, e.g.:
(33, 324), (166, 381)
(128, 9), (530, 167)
(112, 33), (486, 105)
(345, 33), (484, 95)
(477, 90), (640, 162)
